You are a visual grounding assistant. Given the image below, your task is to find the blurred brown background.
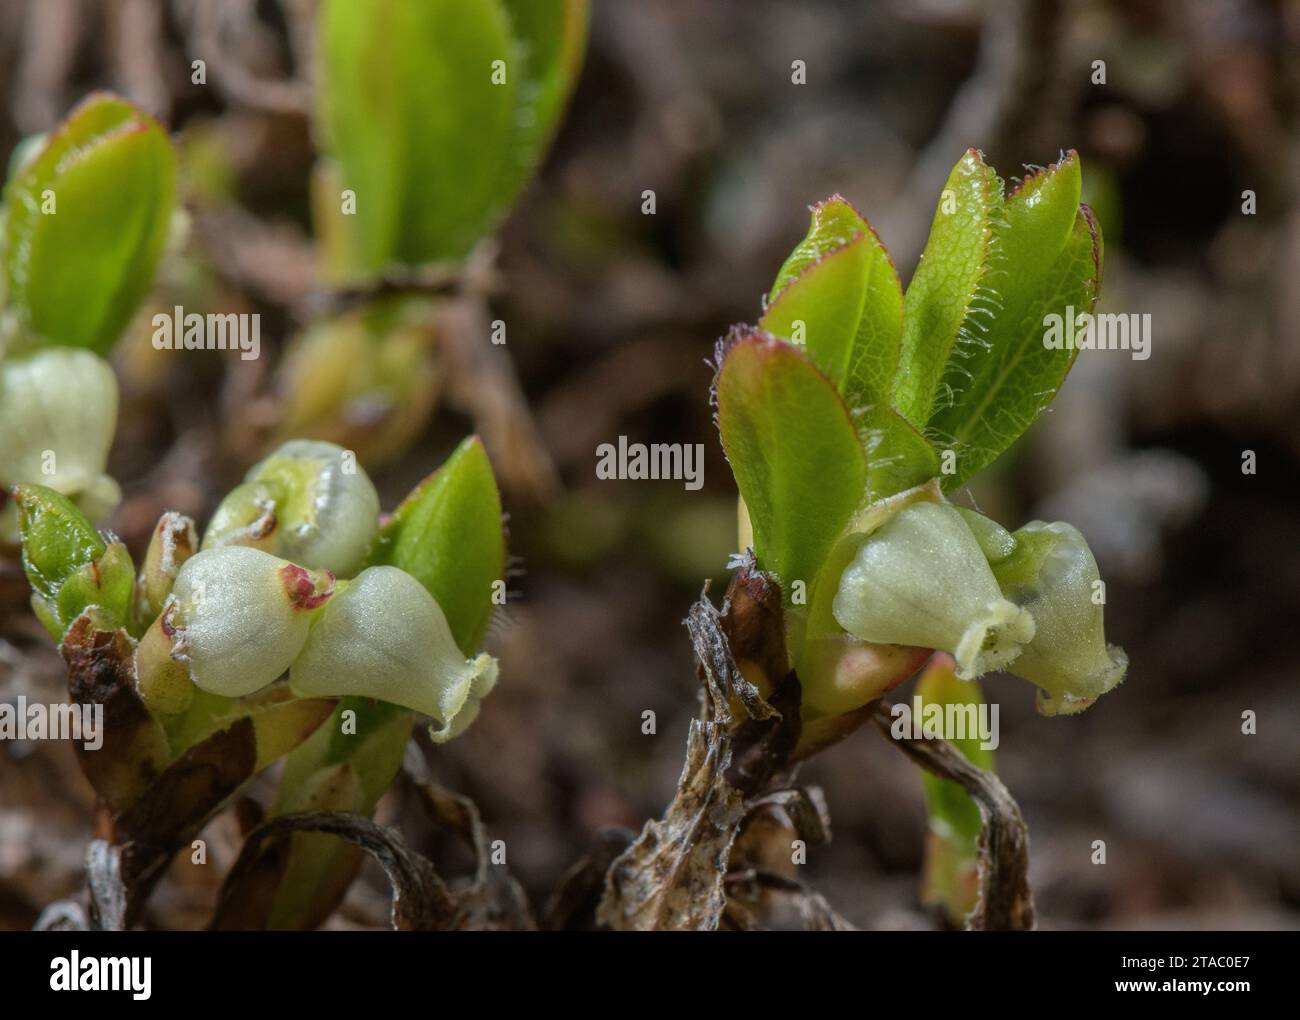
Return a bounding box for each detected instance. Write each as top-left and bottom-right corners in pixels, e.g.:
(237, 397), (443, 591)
(1, 0), (1298, 930)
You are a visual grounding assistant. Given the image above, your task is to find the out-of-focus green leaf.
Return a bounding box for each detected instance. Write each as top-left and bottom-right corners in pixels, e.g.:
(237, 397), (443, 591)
(318, 0), (587, 277)
(319, 0), (514, 272)
(498, 0), (589, 194)
(893, 149), (1003, 429)
(929, 157), (1102, 489)
(2, 93), (175, 355)
(273, 297), (439, 468)
(916, 653), (992, 925)
(716, 332), (865, 593)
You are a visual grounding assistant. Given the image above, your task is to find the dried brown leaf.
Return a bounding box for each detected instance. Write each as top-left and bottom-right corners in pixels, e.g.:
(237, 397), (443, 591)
(61, 619), (169, 811)
(409, 776), (537, 931)
(544, 827), (635, 931)
(597, 568), (805, 931)
(596, 717), (745, 931)
(873, 702), (1035, 930)
(218, 811), (456, 930)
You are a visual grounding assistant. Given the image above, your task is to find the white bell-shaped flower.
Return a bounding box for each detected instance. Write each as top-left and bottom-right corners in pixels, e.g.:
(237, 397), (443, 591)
(290, 565), (498, 742)
(832, 502), (1035, 680)
(0, 348), (120, 528)
(170, 546), (335, 697)
(998, 521), (1128, 715)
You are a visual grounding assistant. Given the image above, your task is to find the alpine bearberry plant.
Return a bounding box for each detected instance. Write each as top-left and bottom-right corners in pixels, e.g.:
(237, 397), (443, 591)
(2, 0), (586, 931)
(13, 436), (505, 930)
(722, 149), (1118, 718)
(598, 148), (1118, 931)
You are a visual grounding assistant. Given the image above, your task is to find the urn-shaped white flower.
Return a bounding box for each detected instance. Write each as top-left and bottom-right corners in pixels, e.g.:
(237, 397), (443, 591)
(290, 565), (498, 742)
(832, 502), (1035, 680)
(998, 521), (1128, 715)
(204, 439), (379, 577)
(0, 348), (120, 527)
(169, 545), (335, 697)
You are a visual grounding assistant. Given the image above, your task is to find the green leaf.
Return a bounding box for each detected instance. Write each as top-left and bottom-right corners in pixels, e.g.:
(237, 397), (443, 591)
(917, 657), (993, 836)
(761, 197), (937, 500)
(716, 332), (866, 592)
(916, 653), (993, 926)
(223, 700), (412, 930)
(767, 195), (875, 299)
(860, 413), (939, 501)
(761, 234), (873, 393)
(365, 435), (505, 654)
(11, 483), (105, 604)
(893, 149), (1003, 428)
(318, 0), (587, 276)
(55, 543), (134, 637)
(12, 482), (133, 639)
(764, 195), (905, 410)
(498, 0), (589, 194)
(929, 157), (1102, 489)
(3, 93), (175, 355)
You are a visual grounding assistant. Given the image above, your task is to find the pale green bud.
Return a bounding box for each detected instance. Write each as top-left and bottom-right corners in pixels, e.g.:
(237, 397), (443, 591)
(953, 506), (1016, 562)
(170, 546), (336, 697)
(134, 511), (198, 629)
(0, 348), (120, 531)
(204, 439), (379, 577)
(799, 636), (931, 717)
(832, 502), (1035, 680)
(995, 521), (1128, 716)
(290, 565), (498, 743)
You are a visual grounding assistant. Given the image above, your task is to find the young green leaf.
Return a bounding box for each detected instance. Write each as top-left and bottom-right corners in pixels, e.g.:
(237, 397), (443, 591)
(318, 0), (587, 276)
(2, 93), (175, 355)
(915, 653), (992, 926)
(716, 332), (866, 593)
(761, 234), (873, 393)
(928, 155), (1102, 489)
(761, 198), (937, 501)
(319, 0), (515, 272)
(12, 483), (133, 639)
(893, 149), (1003, 429)
(365, 435), (505, 654)
(767, 195), (875, 299)
(497, 0), (589, 194)
(228, 701), (413, 930)
(12, 484), (106, 605)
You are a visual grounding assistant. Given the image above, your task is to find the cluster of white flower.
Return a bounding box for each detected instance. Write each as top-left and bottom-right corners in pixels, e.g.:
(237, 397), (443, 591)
(142, 440), (498, 741)
(828, 499), (1127, 716)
